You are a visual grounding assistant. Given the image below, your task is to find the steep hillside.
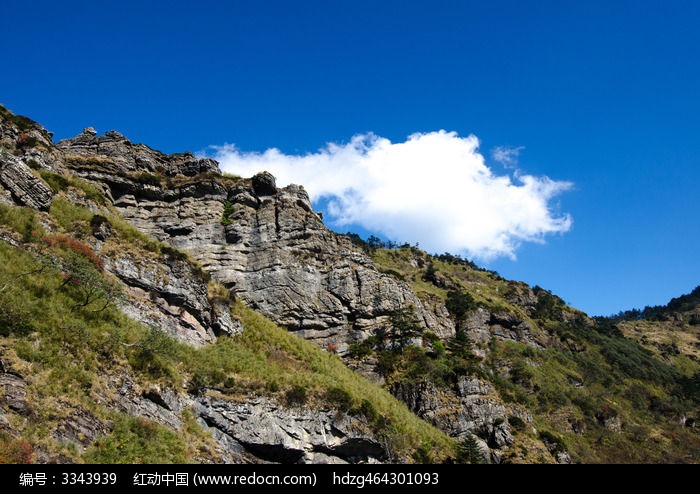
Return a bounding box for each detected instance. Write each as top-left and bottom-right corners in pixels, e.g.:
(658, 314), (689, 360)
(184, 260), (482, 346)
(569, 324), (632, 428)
(0, 105), (697, 464)
(608, 287), (700, 366)
(0, 106), (455, 464)
(361, 245), (699, 462)
(55, 127), (454, 348)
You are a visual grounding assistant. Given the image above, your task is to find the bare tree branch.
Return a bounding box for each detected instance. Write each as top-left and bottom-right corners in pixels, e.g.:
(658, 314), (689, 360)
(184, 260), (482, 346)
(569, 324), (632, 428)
(0, 265), (46, 293)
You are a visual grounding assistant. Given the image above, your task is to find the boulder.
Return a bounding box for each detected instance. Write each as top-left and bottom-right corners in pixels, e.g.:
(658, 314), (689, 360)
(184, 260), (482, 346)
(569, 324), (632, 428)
(252, 171), (277, 196)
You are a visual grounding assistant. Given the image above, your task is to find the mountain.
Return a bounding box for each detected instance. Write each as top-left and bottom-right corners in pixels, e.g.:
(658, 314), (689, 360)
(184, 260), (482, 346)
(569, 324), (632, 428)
(0, 105), (697, 464)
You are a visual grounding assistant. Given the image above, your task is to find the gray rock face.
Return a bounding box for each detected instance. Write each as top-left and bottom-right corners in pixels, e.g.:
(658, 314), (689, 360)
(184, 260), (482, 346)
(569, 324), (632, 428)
(52, 408), (112, 452)
(111, 372), (184, 432)
(556, 451), (572, 464)
(0, 154), (53, 210)
(214, 183), (455, 347)
(504, 282), (538, 310)
(105, 369), (386, 464)
(104, 251), (217, 346)
(55, 134), (455, 348)
(211, 299), (243, 337)
(462, 307), (544, 353)
(57, 129), (217, 176)
(0, 372), (29, 414)
(392, 375), (513, 454)
(195, 395), (386, 463)
(0, 108), (65, 173)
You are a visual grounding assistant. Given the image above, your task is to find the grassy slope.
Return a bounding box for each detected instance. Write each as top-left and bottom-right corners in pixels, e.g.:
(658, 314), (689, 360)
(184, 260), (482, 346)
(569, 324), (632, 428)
(369, 246), (699, 463)
(0, 188), (455, 463)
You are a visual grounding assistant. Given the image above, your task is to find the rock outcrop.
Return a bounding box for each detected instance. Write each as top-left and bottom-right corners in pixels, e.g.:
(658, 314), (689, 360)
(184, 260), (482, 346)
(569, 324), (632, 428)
(462, 307), (545, 353)
(58, 128), (218, 176)
(215, 179), (455, 348)
(5, 107), (696, 464)
(392, 376), (516, 462)
(196, 395), (386, 464)
(2, 114), (555, 463)
(0, 113), (401, 464)
(0, 154), (53, 210)
(55, 129), (455, 350)
(0, 360), (385, 464)
(108, 371), (386, 464)
(103, 250), (219, 347)
(0, 371), (29, 415)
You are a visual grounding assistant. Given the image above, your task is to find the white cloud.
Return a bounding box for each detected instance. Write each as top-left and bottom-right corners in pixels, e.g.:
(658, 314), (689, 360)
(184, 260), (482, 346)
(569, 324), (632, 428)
(208, 131), (572, 260)
(492, 145), (525, 169)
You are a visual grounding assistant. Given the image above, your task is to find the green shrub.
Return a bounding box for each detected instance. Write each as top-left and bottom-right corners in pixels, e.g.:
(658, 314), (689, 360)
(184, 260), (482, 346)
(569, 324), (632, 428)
(539, 430), (566, 454)
(220, 201), (234, 226)
(349, 336), (378, 358)
(130, 328), (182, 381)
(83, 415), (187, 464)
(285, 384), (308, 406)
(325, 386), (353, 410)
(0, 297), (33, 337)
(376, 350), (401, 377)
(532, 289), (564, 320)
(456, 436), (486, 464)
(423, 262), (438, 284)
(412, 443), (433, 463)
(510, 358), (534, 387)
(445, 290), (477, 321)
(599, 334), (676, 384)
(0, 203), (43, 241)
(382, 307), (422, 351)
(49, 198), (92, 233)
(26, 158), (41, 170)
(79, 183), (106, 205)
(135, 172), (162, 187)
(187, 370), (210, 394)
(508, 415), (527, 431)
(187, 368), (226, 394)
(352, 399), (379, 423)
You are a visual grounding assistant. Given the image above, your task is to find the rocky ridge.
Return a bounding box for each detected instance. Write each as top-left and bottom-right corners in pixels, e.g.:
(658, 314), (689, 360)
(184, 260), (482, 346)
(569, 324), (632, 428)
(56, 128), (456, 350)
(2, 106), (696, 464)
(0, 111), (418, 463)
(0, 111), (570, 463)
(55, 127), (534, 460)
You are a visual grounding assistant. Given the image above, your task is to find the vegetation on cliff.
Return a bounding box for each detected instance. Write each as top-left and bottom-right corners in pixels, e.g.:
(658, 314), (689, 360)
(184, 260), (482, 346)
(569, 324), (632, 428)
(1, 105), (697, 464)
(366, 245), (699, 463)
(0, 193), (455, 463)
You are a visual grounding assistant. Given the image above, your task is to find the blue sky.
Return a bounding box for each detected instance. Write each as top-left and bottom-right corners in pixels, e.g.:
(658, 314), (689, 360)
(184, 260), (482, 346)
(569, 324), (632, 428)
(2, 0), (698, 315)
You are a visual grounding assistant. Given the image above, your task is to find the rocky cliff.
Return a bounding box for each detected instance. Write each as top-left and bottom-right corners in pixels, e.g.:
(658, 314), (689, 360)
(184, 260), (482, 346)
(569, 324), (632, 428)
(57, 128), (455, 349)
(1, 105), (697, 464)
(0, 107), (454, 464)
